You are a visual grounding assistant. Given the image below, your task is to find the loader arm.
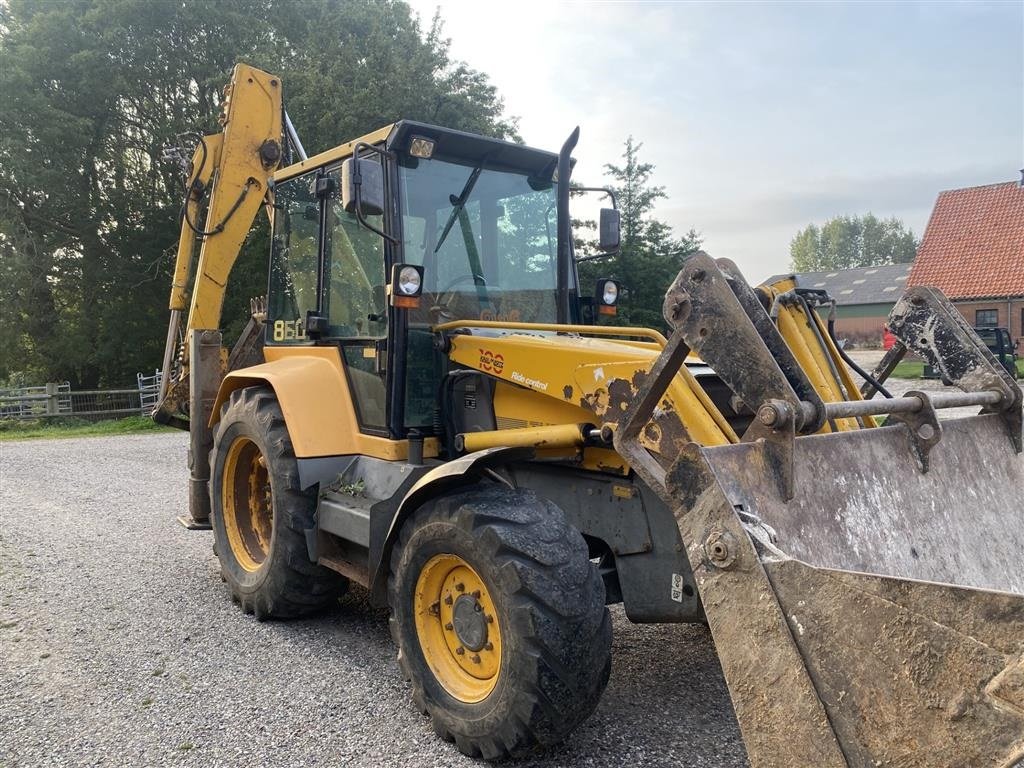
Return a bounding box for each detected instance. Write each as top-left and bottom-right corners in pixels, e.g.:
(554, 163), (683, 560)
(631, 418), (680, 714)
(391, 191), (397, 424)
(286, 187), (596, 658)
(613, 254), (1024, 767)
(153, 64), (283, 429)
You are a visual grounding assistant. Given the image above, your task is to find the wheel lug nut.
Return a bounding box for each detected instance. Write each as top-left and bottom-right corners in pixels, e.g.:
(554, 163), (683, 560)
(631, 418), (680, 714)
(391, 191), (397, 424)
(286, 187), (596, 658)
(443, 595), (453, 606)
(455, 647), (465, 655)
(444, 622), (454, 631)
(484, 642), (493, 651)
(471, 590), (481, 598)
(471, 654), (481, 664)
(455, 583), (465, 592)
(485, 614), (494, 624)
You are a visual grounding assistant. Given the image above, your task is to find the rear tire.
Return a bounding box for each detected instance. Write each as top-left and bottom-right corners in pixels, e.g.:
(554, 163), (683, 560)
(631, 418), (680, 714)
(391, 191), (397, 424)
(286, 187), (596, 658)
(209, 386), (347, 618)
(388, 486), (612, 760)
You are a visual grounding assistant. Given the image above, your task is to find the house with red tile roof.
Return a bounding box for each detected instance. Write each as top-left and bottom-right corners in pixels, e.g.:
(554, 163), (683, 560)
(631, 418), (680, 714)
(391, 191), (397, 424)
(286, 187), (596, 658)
(908, 179), (1024, 346)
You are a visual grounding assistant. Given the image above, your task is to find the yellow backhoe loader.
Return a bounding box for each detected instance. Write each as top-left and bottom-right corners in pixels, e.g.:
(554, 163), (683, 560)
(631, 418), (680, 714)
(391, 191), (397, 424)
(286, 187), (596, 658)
(154, 65), (1024, 766)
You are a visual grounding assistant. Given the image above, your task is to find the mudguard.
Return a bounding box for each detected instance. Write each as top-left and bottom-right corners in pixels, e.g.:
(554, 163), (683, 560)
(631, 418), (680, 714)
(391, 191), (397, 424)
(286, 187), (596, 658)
(369, 446), (532, 598)
(210, 353), (360, 458)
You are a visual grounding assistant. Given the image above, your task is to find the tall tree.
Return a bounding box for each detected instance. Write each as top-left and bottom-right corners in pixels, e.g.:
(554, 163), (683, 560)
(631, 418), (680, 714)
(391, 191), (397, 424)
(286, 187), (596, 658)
(578, 137), (701, 329)
(0, 0), (514, 388)
(789, 213), (917, 272)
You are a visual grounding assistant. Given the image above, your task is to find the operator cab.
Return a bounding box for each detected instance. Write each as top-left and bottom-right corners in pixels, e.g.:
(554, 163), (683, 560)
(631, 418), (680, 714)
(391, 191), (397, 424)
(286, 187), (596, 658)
(265, 122), (585, 442)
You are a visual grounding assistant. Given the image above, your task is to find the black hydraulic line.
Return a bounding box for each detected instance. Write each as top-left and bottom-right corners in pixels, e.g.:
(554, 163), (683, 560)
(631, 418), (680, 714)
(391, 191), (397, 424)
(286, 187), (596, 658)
(796, 294), (846, 430)
(177, 133), (254, 239)
(824, 300), (893, 399)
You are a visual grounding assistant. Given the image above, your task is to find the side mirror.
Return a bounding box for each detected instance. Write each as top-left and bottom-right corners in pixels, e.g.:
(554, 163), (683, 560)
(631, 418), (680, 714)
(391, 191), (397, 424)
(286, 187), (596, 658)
(341, 157), (384, 217)
(598, 208), (620, 252)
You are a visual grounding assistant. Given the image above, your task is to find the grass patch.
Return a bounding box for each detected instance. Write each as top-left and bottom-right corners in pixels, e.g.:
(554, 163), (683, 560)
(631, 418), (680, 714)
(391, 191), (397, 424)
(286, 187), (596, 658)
(889, 358), (1022, 380)
(0, 415), (175, 442)
(889, 361), (925, 379)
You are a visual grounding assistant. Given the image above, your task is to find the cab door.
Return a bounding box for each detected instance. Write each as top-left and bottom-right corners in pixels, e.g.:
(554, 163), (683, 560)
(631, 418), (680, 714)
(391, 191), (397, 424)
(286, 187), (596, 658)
(267, 165), (389, 433)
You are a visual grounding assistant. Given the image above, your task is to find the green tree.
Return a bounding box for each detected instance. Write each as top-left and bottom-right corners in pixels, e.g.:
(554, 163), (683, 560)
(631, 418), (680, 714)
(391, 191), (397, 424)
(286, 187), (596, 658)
(0, 0), (514, 388)
(578, 137), (701, 329)
(789, 213), (917, 272)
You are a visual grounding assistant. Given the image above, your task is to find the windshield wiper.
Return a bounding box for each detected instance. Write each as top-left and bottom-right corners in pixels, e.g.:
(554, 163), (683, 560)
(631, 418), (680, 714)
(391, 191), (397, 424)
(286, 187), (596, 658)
(434, 164), (483, 254)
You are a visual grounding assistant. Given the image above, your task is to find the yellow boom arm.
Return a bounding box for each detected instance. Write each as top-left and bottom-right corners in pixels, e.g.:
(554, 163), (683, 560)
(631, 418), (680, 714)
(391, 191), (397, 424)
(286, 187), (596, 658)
(155, 64), (283, 427)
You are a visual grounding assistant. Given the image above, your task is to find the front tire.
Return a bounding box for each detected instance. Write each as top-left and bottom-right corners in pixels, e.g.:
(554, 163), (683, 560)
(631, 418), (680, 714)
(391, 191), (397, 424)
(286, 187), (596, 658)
(209, 386), (347, 619)
(388, 486), (612, 760)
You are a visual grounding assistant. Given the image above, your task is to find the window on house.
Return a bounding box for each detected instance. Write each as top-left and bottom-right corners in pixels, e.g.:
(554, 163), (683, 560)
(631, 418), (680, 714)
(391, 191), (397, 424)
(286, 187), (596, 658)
(975, 309), (998, 328)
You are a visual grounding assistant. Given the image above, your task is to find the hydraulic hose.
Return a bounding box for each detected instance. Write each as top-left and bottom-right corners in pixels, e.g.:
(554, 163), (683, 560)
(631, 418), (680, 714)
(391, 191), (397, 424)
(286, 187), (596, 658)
(824, 301), (893, 399)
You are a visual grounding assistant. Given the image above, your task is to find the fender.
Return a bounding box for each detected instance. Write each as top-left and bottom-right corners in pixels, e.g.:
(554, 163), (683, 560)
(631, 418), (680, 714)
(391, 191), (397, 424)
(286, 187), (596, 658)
(210, 351), (361, 458)
(368, 446), (533, 600)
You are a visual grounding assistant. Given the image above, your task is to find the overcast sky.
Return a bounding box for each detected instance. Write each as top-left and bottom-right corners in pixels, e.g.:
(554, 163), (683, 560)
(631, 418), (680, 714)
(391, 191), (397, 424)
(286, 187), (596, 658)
(406, 0), (1023, 283)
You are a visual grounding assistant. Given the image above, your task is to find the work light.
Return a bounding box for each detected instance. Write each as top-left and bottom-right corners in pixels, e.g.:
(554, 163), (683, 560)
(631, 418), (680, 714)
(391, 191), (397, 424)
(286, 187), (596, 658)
(409, 136), (435, 159)
(596, 279), (620, 316)
(391, 263), (424, 308)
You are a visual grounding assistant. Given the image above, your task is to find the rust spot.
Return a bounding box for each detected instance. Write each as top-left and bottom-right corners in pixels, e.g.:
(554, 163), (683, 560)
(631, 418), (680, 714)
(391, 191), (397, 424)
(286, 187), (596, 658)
(580, 388), (608, 414)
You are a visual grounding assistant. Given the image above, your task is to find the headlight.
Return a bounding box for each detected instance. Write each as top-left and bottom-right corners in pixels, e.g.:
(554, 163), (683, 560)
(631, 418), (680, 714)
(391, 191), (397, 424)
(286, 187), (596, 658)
(398, 265), (422, 296)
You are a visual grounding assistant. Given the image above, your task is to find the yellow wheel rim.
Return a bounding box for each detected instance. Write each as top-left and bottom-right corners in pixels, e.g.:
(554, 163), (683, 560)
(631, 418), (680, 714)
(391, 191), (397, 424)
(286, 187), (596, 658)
(221, 436), (273, 572)
(414, 554), (503, 703)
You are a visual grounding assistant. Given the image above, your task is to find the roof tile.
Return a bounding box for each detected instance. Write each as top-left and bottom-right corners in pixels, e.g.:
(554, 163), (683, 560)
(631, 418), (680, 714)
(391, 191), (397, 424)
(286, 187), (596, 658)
(908, 181), (1024, 299)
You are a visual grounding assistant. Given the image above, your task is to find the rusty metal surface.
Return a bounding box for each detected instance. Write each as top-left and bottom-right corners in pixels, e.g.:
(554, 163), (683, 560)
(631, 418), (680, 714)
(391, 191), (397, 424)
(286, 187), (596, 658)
(613, 255), (1024, 767)
(660, 253), (822, 432)
(663, 437), (1024, 768)
(889, 286), (1022, 453)
(665, 447), (849, 768)
(766, 559), (1024, 768)
(706, 415), (1024, 594)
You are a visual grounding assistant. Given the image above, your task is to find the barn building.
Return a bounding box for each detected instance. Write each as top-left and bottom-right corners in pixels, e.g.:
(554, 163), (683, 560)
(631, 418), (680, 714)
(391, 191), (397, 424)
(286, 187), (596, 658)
(908, 179), (1024, 347)
(761, 263), (912, 344)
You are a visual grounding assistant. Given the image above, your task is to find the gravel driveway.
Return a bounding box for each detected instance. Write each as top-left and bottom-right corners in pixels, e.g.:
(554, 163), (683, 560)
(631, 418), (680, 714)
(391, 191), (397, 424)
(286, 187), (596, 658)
(0, 433), (748, 768)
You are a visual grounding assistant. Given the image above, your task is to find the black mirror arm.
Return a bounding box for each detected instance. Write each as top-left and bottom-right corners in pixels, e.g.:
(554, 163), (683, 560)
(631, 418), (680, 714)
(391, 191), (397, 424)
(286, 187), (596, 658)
(352, 142), (400, 245)
(573, 185), (618, 210)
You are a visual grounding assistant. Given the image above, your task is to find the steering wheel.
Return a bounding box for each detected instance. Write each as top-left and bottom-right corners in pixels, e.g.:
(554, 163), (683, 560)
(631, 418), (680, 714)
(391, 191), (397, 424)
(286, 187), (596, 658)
(429, 273), (489, 322)
(438, 272), (487, 294)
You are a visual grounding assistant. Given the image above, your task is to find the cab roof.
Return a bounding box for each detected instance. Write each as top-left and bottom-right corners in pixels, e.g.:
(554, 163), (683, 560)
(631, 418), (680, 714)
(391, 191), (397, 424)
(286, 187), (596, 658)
(387, 121), (561, 178)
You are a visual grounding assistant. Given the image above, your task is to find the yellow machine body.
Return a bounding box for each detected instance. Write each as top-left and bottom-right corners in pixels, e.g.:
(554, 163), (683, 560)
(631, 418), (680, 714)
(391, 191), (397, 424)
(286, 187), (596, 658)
(155, 64), (1023, 768)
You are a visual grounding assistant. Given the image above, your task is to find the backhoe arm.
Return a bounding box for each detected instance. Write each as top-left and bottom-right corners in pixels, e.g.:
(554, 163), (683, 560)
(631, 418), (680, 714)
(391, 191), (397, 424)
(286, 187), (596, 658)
(153, 64), (283, 527)
(154, 63), (282, 428)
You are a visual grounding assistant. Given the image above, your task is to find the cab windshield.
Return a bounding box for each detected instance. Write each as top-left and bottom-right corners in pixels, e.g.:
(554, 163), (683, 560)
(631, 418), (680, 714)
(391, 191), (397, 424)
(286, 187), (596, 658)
(398, 157), (559, 324)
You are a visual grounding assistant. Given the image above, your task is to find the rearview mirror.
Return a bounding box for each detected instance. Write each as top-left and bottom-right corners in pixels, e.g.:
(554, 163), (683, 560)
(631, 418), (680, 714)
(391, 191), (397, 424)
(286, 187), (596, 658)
(341, 157), (384, 217)
(599, 208), (620, 251)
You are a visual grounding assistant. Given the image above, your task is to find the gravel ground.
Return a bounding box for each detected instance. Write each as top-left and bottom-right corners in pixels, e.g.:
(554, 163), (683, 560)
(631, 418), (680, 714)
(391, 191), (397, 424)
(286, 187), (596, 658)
(0, 433), (749, 768)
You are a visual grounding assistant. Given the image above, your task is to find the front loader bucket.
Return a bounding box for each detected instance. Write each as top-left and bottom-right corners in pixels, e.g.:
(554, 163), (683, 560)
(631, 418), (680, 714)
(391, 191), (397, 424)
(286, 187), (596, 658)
(672, 417), (1024, 768)
(613, 254), (1024, 767)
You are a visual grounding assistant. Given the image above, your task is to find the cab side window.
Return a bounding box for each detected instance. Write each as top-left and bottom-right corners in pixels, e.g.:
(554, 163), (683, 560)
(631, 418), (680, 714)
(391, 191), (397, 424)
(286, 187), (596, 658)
(268, 172), (318, 343)
(323, 168), (387, 339)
